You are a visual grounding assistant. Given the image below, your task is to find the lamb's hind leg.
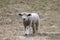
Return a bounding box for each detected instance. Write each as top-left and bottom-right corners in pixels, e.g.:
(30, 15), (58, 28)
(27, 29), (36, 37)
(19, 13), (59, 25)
(32, 24), (35, 34)
(36, 21), (39, 34)
(36, 23), (38, 33)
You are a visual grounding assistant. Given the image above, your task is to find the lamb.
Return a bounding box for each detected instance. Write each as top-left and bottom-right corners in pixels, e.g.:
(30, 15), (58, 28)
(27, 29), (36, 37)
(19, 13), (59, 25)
(18, 12), (40, 36)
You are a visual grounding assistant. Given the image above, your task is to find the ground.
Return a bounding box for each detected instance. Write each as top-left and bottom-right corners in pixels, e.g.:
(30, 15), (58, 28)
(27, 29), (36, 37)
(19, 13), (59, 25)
(0, 0), (60, 40)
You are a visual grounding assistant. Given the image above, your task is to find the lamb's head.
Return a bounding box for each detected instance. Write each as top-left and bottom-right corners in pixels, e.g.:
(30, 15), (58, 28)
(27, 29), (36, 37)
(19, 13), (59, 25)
(19, 12), (31, 21)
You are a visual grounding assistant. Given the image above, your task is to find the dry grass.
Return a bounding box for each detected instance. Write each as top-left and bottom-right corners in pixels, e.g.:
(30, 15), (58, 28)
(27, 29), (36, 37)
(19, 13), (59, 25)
(0, 0), (60, 40)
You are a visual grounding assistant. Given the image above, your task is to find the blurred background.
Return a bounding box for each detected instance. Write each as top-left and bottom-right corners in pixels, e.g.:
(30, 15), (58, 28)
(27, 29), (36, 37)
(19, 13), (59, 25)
(0, 0), (60, 40)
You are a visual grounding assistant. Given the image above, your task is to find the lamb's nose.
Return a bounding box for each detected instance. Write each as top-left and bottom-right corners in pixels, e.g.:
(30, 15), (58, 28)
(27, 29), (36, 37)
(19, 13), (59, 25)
(23, 18), (25, 20)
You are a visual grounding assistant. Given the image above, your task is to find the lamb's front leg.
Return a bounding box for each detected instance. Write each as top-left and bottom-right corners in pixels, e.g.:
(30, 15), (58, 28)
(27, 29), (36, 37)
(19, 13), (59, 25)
(24, 20), (32, 36)
(24, 26), (30, 36)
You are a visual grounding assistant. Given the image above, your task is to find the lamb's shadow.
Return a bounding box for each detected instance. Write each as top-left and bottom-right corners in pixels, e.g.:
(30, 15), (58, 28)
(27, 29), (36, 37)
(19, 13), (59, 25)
(37, 33), (48, 36)
(23, 34), (36, 37)
(23, 33), (48, 37)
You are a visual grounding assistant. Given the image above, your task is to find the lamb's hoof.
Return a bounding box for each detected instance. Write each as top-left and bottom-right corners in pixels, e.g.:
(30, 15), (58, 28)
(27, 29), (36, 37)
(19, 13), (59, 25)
(25, 34), (28, 36)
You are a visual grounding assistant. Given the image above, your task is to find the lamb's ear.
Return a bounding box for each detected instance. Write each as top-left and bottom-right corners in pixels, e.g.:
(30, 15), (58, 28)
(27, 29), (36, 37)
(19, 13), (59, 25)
(27, 14), (31, 16)
(18, 14), (22, 16)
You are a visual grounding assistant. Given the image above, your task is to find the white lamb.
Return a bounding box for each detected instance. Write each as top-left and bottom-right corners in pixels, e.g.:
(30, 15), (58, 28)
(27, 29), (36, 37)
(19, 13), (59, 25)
(18, 12), (40, 36)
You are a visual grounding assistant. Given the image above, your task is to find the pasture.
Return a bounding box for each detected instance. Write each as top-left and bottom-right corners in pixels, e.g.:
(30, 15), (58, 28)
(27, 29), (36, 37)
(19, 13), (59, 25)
(0, 0), (60, 40)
